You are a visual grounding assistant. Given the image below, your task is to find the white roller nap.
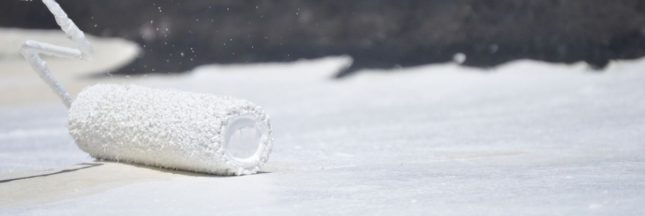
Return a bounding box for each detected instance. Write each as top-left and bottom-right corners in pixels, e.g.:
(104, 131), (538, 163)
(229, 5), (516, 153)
(68, 84), (272, 175)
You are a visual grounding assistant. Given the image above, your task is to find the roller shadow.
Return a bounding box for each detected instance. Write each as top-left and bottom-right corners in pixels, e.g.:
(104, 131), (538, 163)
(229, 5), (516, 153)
(0, 160), (264, 207)
(0, 160), (271, 184)
(0, 160), (273, 208)
(105, 159), (272, 177)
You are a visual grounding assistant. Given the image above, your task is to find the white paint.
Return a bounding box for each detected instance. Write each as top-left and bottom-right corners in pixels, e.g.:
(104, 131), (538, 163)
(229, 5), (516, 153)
(2, 57), (645, 214)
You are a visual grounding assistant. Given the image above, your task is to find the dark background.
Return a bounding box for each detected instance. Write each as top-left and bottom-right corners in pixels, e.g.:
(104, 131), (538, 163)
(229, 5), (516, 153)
(2, 0), (645, 77)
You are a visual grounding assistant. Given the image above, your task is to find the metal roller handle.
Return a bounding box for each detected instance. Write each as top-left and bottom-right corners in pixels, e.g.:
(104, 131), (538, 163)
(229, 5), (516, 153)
(20, 0), (92, 108)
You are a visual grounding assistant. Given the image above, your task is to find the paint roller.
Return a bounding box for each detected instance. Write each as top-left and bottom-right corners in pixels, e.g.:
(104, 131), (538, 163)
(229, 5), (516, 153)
(21, 0), (273, 176)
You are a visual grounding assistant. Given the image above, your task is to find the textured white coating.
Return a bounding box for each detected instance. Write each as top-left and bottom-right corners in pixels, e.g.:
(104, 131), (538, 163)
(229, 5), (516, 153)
(68, 84), (273, 175)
